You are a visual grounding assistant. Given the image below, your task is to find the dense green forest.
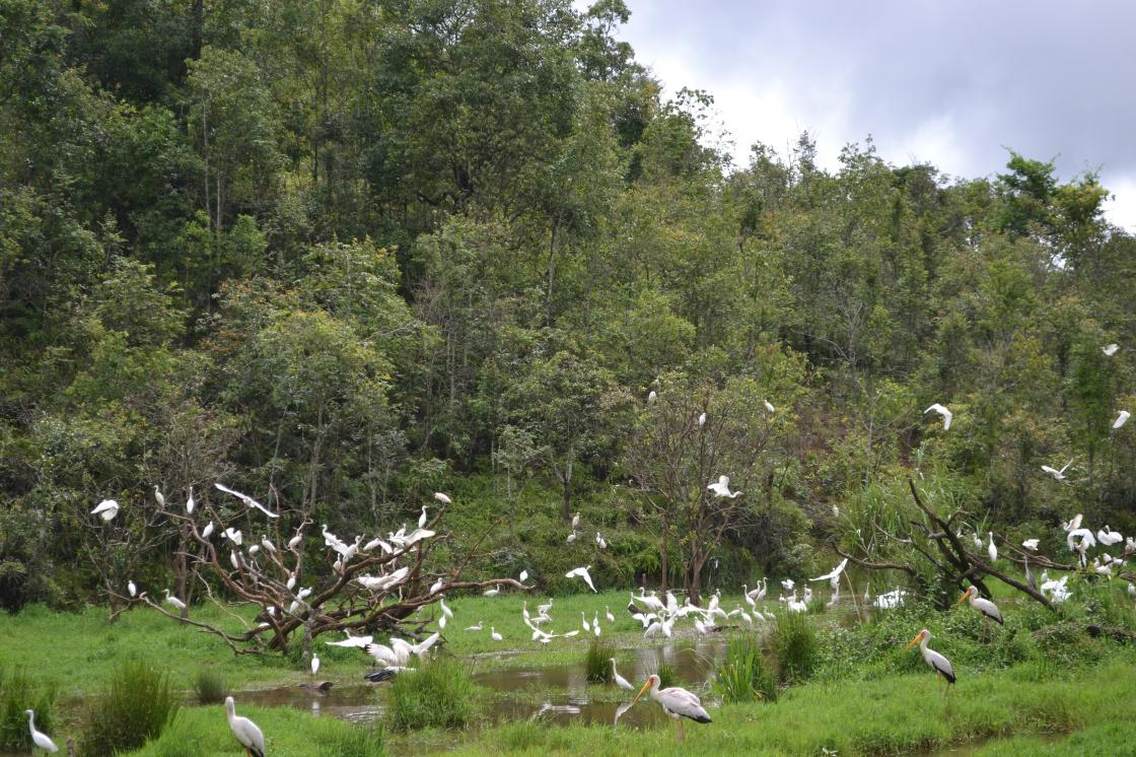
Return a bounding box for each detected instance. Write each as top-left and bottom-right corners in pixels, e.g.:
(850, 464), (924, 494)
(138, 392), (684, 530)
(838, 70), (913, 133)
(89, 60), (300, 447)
(2, 0), (1134, 612)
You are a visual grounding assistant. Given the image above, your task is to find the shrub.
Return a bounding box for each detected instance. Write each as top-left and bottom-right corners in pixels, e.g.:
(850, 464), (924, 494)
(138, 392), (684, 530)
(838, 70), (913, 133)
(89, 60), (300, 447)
(192, 669), (227, 705)
(386, 657), (479, 732)
(656, 662), (677, 689)
(319, 724), (385, 756)
(714, 637), (777, 703)
(584, 639), (616, 683)
(79, 661), (179, 755)
(0, 668), (56, 752)
(773, 610), (819, 685)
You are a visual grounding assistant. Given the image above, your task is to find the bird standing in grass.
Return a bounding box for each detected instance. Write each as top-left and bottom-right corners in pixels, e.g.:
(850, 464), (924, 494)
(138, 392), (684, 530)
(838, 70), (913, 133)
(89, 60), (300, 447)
(25, 710), (58, 753)
(225, 697), (265, 757)
(905, 628), (955, 693)
(629, 674), (711, 742)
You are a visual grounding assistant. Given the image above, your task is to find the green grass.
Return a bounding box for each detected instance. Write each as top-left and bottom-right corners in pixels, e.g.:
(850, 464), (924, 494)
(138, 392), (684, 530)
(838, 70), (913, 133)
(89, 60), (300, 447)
(772, 609), (819, 684)
(1, 667), (56, 752)
(713, 637), (776, 703)
(78, 661), (179, 756)
(387, 657), (480, 732)
(584, 639), (616, 683)
(192, 669), (227, 705)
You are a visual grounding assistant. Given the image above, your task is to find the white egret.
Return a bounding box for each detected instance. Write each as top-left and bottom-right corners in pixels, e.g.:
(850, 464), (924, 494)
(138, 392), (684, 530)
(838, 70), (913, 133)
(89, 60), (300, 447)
(1041, 459), (1073, 481)
(571, 511), (580, 530)
(214, 483), (279, 518)
(629, 674), (711, 742)
(647, 390), (657, 404)
(781, 578), (795, 591)
(1103, 343), (1120, 356)
(923, 403), (952, 430)
(24, 710), (58, 753)
(707, 475), (742, 498)
(1063, 513), (1084, 532)
(1098, 526), (1124, 546)
(565, 565), (597, 592)
(433, 492), (451, 505)
(202, 521), (214, 539)
(261, 536), (275, 554)
(905, 629), (955, 688)
(463, 622), (483, 632)
(483, 585), (500, 597)
(566, 530), (578, 543)
(153, 485), (165, 507)
(325, 631), (372, 648)
(490, 627), (503, 642)
(1114, 410), (1131, 430)
(248, 544), (260, 556)
(1067, 528), (1097, 566)
(418, 506), (428, 528)
(287, 533), (302, 549)
(1022, 538), (1039, 551)
(698, 412), (707, 427)
(519, 569), (529, 583)
(987, 532), (998, 563)
(91, 499), (120, 522)
(605, 606), (615, 623)
(610, 659), (633, 690)
(593, 611), (601, 636)
(128, 580), (137, 598)
(763, 399), (775, 413)
(596, 531), (607, 549)
(164, 590), (186, 611)
(224, 696), (265, 757)
(811, 558), (849, 584)
(311, 654), (320, 675)
(958, 586), (1003, 625)
(185, 486), (195, 515)
(581, 612), (591, 633)
(223, 527), (243, 546)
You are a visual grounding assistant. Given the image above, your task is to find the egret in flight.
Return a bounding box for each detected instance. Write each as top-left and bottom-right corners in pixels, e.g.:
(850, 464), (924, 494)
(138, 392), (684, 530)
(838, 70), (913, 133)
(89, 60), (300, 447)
(1103, 343), (1120, 357)
(707, 475), (742, 498)
(923, 403), (952, 430)
(91, 499), (120, 522)
(905, 628), (955, 691)
(565, 565), (597, 592)
(958, 586), (1003, 625)
(215, 483), (279, 518)
(629, 674), (711, 742)
(224, 696), (265, 757)
(1041, 460), (1073, 481)
(1021, 538), (1039, 551)
(25, 709), (58, 753)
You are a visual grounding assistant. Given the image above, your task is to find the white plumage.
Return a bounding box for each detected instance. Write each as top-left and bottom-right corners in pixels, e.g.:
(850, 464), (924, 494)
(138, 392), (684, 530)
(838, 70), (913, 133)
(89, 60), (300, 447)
(923, 403), (952, 430)
(214, 482), (279, 518)
(565, 565), (597, 592)
(706, 475), (742, 498)
(91, 499), (120, 522)
(958, 586), (1003, 625)
(225, 696), (265, 757)
(610, 658), (634, 690)
(630, 674), (712, 741)
(25, 709), (58, 753)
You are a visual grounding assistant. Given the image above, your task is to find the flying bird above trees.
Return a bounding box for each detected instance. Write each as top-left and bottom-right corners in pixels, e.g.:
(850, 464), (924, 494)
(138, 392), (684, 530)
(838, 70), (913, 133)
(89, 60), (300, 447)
(565, 565), (597, 592)
(1041, 460), (1073, 481)
(91, 499), (120, 522)
(214, 483), (279, 518)
(923, 403), (952, 430)
(1103, 343), (1120, 356)
(706, 475), (742, 498)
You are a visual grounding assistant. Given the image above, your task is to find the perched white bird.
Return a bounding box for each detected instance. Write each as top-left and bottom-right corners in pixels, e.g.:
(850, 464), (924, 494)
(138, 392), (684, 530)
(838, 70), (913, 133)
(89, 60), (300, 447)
(202, 521), (215, 539)
(261, 536), (275, 554)
(434, 492), (452, 504)
(698, 412), (707, 427)
(223, 528), (243, 546)
(418, 506), (428, 528)
(610, 658), (634, 690)
(565, 565), (597, 592)
(647, 390), (657, 404)
(490, 627), (503, 642)
(905, 629), (956, 686)
(91, 499), (120, 522)
(153, 485), (165, 508)
(987, 533), (998, 563)
(1067, 528), (1097, 565)
(958, 586), (1003, 625)
(1103, 343), (1120, 357)
(224, 697), (265, 757)
(25, 710), (58, 753)
(518, 569), (529, 583)
(924, 403), (952, 430)
(1063, 513), (1084, 532)
(185, 486), (195, 515)
(1114, 410), (1131, 430)
(571, 512), (581, 530)
(1041, 460), (1074, 481)
(288, 533), (303, 549)
(630, 674), (712, 741)
(214, 483), (279, 518)
(311, 654), (320, 675)
(1098, 526), (1124, 546)
(763, 399), (775, 413)
(164, 589), (186, 611)
(128, 580), (137, 598)
(1022, 538), (1040, 551)
(781, 578), (795, 591)
(707, 475), (742, 498)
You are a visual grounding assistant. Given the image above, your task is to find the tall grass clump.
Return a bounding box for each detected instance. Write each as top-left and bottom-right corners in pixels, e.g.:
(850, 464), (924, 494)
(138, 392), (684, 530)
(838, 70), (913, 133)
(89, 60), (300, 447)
(584, 639), (616, 683)
(192, 669), (227, 705)
(318, 724), (385, 756)
(772, 610), (819, 685)
(387, 657), (479, 731)
(80, 661), (179, 755)
(714, 637), (777, 703)
(0, 668), (56, 752)
(656, 662), (677, 689)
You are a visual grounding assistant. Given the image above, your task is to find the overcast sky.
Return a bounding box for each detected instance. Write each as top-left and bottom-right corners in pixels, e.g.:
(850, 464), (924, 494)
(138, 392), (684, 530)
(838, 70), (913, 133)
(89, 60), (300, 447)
(603, 1), (1136, 230)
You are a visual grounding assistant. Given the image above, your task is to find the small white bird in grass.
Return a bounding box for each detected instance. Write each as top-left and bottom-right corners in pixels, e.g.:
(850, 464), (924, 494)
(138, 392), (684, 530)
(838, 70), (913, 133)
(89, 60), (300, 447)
(214, 483), (279, 518)
(465, 621), (484, 631)
(905, 629), (956, 689)
(698, 412), (707, 427)
(1041, 459), (1073, 481)
(593, 611), (602, 636)
(185, 486), (195, 515)
(91, 499), (120, 522)
(647, 390), (657, 404)
(154, 485), (165, 507)
(566, 530), (578, 544)
(581, 612), (591, 633)
(225, 697), (265, 757)
(610, 659), (634, 690)
(571, 511), (581, 530)
(1114, 410), (1131, 430)
(707, 475), (742, 498)
(987, 532), (998, 563)
(629, 674), (712, 742)
(1103, 343), (1120, 357)
(311, 654), (320, 675)
(596, 532), (607, 549)
(202, 521), (215, 539)
(566, 565), (597, 592)
(25, 710), (58, 753)
(958, 586), (1004, 625)
(128, 580), (137, 598)
(490, 627), (503, 642)
(763, 399), (775, 413)
(483, 585), (500, 597)
(434, 491), (452, 504)
(164, 589), (186, 611)
(924, 403), (952, 430)
(605, 606), (615, 624)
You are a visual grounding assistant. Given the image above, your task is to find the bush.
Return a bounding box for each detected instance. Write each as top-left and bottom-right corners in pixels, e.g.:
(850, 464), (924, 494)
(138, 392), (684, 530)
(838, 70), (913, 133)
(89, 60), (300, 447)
(318, 724), (385, 756)
(772, 610), (819, 685)
(584, 639), (616, 683)
(386, 657), (479, 732)
(656, 662), (677, 690)
(80, 661), (179, 755)
(0, 668), (56, 752)
(192, 669), (226, 705)
(714, 637), (777, 703)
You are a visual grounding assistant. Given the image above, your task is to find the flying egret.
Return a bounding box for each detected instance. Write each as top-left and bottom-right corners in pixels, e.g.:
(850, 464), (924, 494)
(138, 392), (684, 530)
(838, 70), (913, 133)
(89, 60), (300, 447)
(707, 475), (742, 498)
(698, 412), (707, 427)
(1041, 460), (1073, 481)
(923, 403), (952, 430)
(905, 628), (956, 689)
(566, 565), (597, 592)
(1103, 343), (1120, 356)
(629, 674), (711, 742)
(490, 627), (503, 642)
(224, 696), (265, 757)
(325, 631), (373, 648)
(1063, 513), (1084, 532)
(91, 499), (119, 522)
(1114, 410), (1131, 430)
(128, 580), (137, 598)
(185, 486), (195, 515)
(164, 589), (186, 611)
(418, 506), (428, 529)
(24, 710), (58, 753)
(1067, 528), (1097, 565)
(1022, 538), (1039, 551)
(202, 521), (214, 539)
(154, 485), (165, 507)
(1098, 526), (1124, 546)
(311, 654), (320, 675)
(610, 659), (633, 690)
(763, 399), (775, 413)
(811, 558), (849, 584)
(987, 533), (998, 563)
(214, 483), (279, 518)
(958, 586), (1003, 625)
(223, 528), (243, 546)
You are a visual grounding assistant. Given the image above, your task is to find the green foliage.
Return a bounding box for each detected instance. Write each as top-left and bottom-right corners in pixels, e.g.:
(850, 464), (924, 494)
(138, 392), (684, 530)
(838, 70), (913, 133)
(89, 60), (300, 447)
(317, 725), (385, 757)
(386, 658), (480, 732)
(79, 661), (179, 756)
(192, 669), (226, 705)
(772, 611), (820, 685)
(714, 637), (777, 703)
(0, 667), (55, 752)
(584, 639), (616, 683)
(655, 662), (677, 690)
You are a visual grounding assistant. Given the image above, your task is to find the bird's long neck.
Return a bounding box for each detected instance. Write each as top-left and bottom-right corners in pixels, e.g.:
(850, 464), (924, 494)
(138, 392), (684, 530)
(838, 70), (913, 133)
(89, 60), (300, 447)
(27, 711), (34, 729)
(919, 636), (932, 661)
